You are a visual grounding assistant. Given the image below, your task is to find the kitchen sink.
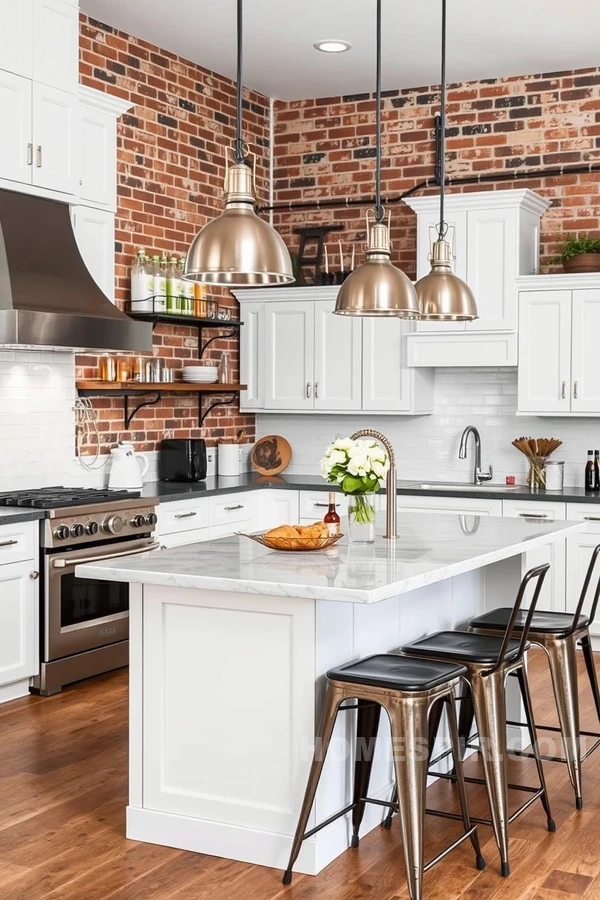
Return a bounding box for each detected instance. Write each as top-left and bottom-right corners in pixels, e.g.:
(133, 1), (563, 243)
(413, 482), (523, 492)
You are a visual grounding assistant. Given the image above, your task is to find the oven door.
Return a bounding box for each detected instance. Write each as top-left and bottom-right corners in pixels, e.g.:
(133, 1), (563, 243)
(44, 538), (159, 662)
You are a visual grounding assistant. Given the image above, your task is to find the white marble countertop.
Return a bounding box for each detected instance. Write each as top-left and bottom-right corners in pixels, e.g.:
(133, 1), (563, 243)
(76, 513), (586, 604)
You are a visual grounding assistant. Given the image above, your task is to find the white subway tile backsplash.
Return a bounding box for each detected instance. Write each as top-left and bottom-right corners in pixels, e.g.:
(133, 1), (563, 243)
(256, 368), (600, 489)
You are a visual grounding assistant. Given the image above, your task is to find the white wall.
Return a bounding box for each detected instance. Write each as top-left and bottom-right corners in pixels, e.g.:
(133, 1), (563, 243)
(257, 368), (599, 488)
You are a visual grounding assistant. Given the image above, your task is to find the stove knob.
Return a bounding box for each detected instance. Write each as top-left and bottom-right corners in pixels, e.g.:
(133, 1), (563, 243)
(131, 514), (146, 528)
(70, 523), (85, 538)
(54, 524), (70, 541)
(85, 521), (99, 536)
(105, 515), (125, 535)
(145, 512), (158, 527)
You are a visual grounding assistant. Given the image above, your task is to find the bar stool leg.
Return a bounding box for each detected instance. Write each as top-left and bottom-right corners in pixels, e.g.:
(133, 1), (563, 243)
(580, 631), (600, 723)
(456, 686), (475, 760)
(470, 670), (511, 877)
(387, 696), (429, 900)
(351, 699), (382, 847)
(515, 666), (556, 830)
(446, 691), (486, 870)
(544, 636), (583, 808)
(282, 683), (344, 885)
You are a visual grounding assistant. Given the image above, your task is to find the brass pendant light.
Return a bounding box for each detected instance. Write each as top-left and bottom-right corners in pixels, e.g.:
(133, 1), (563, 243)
(414, 0), (478, 321)
(184, 0), (294, 287)
(334, 0), (419, 317)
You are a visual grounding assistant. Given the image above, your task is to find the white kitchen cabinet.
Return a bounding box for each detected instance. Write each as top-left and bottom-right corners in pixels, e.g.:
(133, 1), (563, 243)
(517, 279), (600, 416)
(33, 0), (78, 91)
(0, 562), (38, 689)
(262, 490), (300, 530)
(0, 0), (33, 79)
(502, 499), (566, 611)
(565, 504), (600, 638)
(72, 206), (115, 299)
(77, 86), (131, 211)
(239, 300), (264, 411)
(0, 71), (33, 185)
(314, 299), (362, 410)
(160, 528), (211, 549)
(465, 206), (518, 332)
(264, 300), (315, 410)
(362, 317), (433, 412)
(396, 495), (503, 516)
(32, 82), (78, 194)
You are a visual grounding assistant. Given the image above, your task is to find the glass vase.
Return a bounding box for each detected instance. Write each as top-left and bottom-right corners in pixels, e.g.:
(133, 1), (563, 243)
(346, 493), (377, 543)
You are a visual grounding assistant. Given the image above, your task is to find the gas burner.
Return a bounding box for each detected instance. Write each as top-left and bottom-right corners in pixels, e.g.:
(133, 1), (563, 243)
(0, 487), (141, 509)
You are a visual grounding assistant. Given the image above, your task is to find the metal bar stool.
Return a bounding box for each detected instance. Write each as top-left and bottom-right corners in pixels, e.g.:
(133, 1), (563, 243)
(467, 544), (600, 810)
(399, 563), (553, 877)
(283, 654), (486, 900)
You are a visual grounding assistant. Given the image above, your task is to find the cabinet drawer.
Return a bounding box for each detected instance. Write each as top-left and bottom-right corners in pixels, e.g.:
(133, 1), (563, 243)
(211, 519), (254, 540)
(566, 504), (600, 530)
(160, 527), (211, 549)
(0, 522), (36, 565)
(299, 491), (348, 519)
(209, 495), (256, 527)
(397, 495), (502, 516)
(502, 500), (566, 521)
(158, 501), (209, 536)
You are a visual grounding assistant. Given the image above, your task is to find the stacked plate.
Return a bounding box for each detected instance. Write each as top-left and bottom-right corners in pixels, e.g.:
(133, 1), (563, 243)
(182, 366), (218, 384)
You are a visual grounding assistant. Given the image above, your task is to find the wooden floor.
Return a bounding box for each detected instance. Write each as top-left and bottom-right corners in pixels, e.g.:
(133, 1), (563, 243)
(1, 650), (600, 900)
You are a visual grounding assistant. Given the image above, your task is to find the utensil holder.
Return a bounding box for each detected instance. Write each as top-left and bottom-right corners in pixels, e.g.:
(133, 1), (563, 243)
(527, 458), (546, 490)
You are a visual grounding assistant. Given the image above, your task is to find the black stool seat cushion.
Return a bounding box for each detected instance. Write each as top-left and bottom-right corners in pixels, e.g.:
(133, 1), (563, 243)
(469, 607), (589, 636)
(402, 630), (525, 664)
(327, 654), (466, 692)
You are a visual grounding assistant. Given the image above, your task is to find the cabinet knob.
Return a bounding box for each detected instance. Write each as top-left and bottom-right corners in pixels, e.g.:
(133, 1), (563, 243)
(30, 570), (39, 580)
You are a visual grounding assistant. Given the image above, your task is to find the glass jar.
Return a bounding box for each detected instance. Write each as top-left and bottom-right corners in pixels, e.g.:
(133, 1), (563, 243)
(346, 493), (377, 543)
(218, 352), (232, 384)
(99, 357), (116, 381)
(545, 460), (565, 491)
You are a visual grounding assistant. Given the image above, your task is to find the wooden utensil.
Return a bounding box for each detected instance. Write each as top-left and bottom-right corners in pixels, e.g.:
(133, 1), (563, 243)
(511, 436), (563, 489)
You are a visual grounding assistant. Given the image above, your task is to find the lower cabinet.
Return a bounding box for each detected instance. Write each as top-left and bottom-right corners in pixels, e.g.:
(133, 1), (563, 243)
(565, 504), (600, 638)
(397, 495), (502, 516)
(0, 559), (39, 694)
(502, 499), (566, 612)
(158, 491), (263, 549)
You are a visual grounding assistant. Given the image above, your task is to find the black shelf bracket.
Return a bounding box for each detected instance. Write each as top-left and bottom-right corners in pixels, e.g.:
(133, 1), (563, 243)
(199, 393), (237, 428)
(198, 325), (238, 359)
(123, 392), (162, 429)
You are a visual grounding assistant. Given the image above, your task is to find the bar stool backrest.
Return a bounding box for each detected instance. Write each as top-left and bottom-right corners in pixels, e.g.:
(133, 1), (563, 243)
(486, 563), (550, 676)
(566, 543), (600, 638)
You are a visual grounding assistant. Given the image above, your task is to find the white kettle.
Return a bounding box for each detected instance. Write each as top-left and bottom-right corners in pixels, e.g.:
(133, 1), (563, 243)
(108, 442), (149, 491)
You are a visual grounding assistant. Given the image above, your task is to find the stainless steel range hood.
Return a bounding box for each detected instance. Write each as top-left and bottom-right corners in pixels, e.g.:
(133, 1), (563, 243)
(0, 189), (152, 351)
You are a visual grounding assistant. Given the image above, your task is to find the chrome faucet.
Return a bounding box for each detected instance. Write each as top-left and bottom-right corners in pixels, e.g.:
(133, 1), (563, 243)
(350, 429), (396, 539)
(459, 426), (493, 485)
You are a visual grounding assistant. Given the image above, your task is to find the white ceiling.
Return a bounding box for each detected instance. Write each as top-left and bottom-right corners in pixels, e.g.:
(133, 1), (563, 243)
(80, 0), (600, 101)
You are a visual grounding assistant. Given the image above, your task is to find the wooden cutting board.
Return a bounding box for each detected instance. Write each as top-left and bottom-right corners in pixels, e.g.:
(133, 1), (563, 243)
(251, 435), (292, 476)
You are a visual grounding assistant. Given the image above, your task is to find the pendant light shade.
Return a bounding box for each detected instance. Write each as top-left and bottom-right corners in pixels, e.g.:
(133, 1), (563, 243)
(415, 0), (478, 321)
(334, 0), (418, 318)
(183, 0), (293, 287)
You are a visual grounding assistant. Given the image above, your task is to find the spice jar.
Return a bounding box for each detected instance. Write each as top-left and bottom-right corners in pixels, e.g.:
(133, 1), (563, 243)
(132, 357), (145, 382)
(117, 359), (131, 382)
(99, 357), (116, 382)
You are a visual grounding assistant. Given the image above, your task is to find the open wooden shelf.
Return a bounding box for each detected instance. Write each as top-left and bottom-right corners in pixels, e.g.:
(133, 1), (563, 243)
(76, 381), (246, 393)
(128, 312), (242, 329)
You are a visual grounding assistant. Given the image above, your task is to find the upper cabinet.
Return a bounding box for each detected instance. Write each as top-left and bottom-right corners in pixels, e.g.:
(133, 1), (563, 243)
(517, 275), (600, 416)
(0, 1), (34, 79)
(405, 189), (550, 367)
(0, 0), (78, 92)
(71, 205), (116, 299)
(78, 87), (131, 211)
(235, 287), (433, 416)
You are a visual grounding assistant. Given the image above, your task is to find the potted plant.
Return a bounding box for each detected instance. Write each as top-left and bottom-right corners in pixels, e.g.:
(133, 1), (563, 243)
(553, 236), (600, 273)
(320, 437), (389, 543)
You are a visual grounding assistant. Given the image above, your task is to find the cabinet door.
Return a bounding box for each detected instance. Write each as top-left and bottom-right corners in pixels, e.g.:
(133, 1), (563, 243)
(362, 317), (411, 411)
(264, 301), (314, 410)
(239, 302), (264, 411)
(571, 290), (600, 414)
(0, 71), (32, 185)
(78, 103), (117, 208)
(517, 291), (571, 414)
(0, 562), (38, 686)
(261, 490), (300, 530)
(313, 300), (361, 410)
(32, 0), (79, 91)
(465, 207), (518, 332)
(397, 496), (503, 516)
(416, 208), (467, 333)
(72, 206), (115, 299)
(32, 83), (78, 194)
(566, 529), (600, 638)
(0, 0), (33, 78)
(502, 500), (566, 611)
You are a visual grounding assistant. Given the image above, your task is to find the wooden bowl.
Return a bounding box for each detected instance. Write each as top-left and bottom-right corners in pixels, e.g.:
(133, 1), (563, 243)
(251, 435), (292, 476)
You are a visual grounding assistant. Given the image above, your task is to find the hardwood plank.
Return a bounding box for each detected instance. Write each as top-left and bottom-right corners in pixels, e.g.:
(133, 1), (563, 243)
(542, 869), (594, 895)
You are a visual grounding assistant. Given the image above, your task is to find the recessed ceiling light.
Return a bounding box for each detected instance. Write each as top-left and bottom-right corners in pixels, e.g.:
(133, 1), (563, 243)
(313, 40), (351, 53)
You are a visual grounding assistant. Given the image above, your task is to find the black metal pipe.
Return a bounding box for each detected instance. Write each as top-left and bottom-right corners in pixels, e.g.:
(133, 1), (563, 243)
(258, 162), (600, 215)
(235, 0), (244, 164)
(438, 0), (447, 239)
(375, 0), (383, 222)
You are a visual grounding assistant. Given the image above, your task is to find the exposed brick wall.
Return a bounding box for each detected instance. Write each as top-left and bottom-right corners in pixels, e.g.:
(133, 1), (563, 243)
(272, 70), (600, 280)
(77, 15), (269, 452)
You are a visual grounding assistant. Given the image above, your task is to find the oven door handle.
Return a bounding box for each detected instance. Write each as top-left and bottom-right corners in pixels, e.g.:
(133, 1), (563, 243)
(52, 542), (161, 568)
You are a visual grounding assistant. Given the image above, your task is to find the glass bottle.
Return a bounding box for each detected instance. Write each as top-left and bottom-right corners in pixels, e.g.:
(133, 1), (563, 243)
(218, 351), (232, 384)
(181, 265), (195, 316)
(131, 250), (154, 312)
(585, 450), (594, 491)
(152, 256), (166, 312)
(165, 257), (180, 315)
(324, 492), (341, 537)
(594, 450), (600, 492)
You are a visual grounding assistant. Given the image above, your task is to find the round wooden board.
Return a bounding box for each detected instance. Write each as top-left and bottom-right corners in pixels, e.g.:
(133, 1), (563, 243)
(251, 435), (292, 476)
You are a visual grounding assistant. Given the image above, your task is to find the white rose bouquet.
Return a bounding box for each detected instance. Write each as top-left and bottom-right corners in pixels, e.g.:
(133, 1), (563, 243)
(320, 437), (389, 525)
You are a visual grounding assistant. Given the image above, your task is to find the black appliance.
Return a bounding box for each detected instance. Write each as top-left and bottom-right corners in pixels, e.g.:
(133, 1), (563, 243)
(159, 439), (207, 482)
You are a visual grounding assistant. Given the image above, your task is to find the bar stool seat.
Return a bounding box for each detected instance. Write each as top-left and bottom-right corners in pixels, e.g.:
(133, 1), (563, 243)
(470, 608), (589, 636)
(404, 632), (525, 664)
(328, 655), (467, 690)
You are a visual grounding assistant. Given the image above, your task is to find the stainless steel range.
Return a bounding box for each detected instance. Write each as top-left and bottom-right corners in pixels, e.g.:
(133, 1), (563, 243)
(0, 488), (159, 695)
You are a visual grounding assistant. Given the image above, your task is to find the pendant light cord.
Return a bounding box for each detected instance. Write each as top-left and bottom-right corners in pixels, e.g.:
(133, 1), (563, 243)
(438, 0), (448, 239)
(235, 0), (245, 164)
(375, 0), (383, 222)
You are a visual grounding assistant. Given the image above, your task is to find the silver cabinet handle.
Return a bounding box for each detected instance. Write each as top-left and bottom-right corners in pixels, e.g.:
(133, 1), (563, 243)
(30, 571), (39, 580)
(584, 516), (600, 522)
(224, 504), (244, 511)
(36, 145), (42, 168)
(518, 512), (549, 519)
(562, 381), (566, 400)
(0, 539), (18, 548)
(53, 541), (160, 568)
(574, 381), (578, 399)
(27, 143), (33, 166)
(306, 382), (312, 399)
(315, 382), (319, 399)
(314, 502), (339, 508)
(174, 511), (198, 519)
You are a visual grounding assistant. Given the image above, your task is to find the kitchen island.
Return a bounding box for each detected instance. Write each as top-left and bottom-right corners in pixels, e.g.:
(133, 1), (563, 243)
(77, 513), (584, 875)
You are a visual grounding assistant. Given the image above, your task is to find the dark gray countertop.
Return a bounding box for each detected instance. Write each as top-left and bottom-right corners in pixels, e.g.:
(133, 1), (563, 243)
(0, 508), (46, 525)
(142, 474), (600, 506)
